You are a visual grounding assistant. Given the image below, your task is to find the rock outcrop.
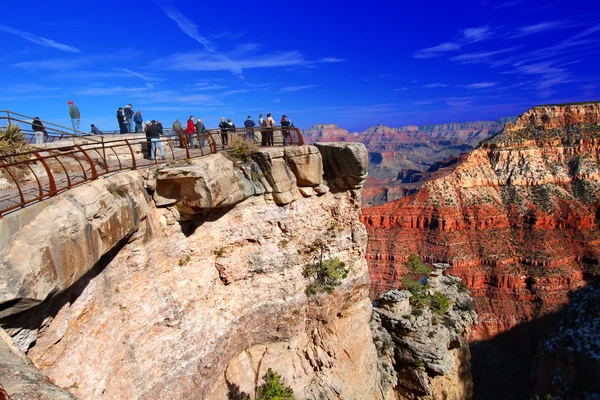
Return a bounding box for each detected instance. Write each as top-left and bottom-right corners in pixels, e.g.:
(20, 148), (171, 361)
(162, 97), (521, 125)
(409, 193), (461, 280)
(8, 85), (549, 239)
(361, 101), (600, 398)
(531, 284), (600, 398)
(0, 144), (380, 399)
(0, 172), (150, 321)
(371, 268), (477, 399)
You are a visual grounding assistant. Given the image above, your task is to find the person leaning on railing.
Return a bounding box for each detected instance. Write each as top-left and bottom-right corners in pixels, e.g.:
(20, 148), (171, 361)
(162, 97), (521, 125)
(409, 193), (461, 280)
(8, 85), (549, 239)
(266, 113), (275, 146)
(148, 120), (166, 160)
(219, 117), (229, 147)
(31, 117), (48, 144)
(281, 115), (291, 146)
(244, 115), (256, 141)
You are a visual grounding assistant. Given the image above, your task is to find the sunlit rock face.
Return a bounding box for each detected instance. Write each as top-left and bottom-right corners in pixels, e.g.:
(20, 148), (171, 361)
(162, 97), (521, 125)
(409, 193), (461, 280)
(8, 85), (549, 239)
(362, 102), (600, 341)
(1, 144), (386, 399)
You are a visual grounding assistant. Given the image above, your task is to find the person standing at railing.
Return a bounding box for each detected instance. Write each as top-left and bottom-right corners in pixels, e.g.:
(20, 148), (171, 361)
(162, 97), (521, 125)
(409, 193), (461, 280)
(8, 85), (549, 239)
(244, 116), (256, 141)
(68, 101), (80, 135)
(195, 118), (206, 148)
(187, 115), (196, 148)
(266, 113), (275, 146)
(134, 111), (143, 133)
(124, 104), (134, 133)
(227, 119), (236, 141)
(219, 117), (229, 147)
(117, 108), (127, 134)
(149, 120), (166, 160)
(281, 115), (291, 146)
(31, 117), (47, 144)
(172, 119), (183, 147)
(259, 114), (266, 146)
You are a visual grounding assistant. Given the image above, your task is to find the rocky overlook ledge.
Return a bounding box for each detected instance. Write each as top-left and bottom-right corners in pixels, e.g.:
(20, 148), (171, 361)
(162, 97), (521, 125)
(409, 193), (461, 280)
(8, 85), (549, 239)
(0, 143), (382, 399)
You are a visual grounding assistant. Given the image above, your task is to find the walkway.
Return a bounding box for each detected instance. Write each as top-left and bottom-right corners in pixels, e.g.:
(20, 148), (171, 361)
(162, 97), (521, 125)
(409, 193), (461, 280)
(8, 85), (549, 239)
(0, 112), (304, 217)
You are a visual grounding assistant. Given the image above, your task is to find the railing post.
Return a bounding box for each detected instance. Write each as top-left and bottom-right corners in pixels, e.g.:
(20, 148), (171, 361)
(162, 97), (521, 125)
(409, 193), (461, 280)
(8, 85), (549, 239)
(74, 145), (98, 179)
(124, 139), (136, 169)
(33, 151), (57, 196)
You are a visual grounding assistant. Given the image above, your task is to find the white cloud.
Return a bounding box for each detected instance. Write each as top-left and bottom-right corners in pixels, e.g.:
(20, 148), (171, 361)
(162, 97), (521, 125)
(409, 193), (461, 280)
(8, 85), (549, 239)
(414, 42), (461, 59)
(512, 21), (568, 38)
(393, 87), (408, 91)
(74, 84), (153, 96)
(194, 83), (227, 90)
(461, 82), (498, 89)
(463, 26), (493, 42)
(274, 98), (281, 103)
(320, 57), (346, 63)
(423, 83), (448, 88)
(0, 25), (81, 53)
(158, 5), (215, 51)
(120, 68), (151, 81)
(449, 46), (520, 63)
(279, 85), (318, 93)
(493, 0), (525, 9)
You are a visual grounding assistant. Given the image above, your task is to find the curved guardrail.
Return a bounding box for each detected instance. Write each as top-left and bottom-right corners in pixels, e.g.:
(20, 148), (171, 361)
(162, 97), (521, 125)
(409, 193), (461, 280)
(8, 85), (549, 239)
(0, 112), (305, 217)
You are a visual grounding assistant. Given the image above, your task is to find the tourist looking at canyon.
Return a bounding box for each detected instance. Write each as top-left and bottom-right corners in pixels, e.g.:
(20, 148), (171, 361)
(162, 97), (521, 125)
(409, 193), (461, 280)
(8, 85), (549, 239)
(219, 117), (229, 147)
(67, 101), (80, 134)
(244, 116), (256, 141)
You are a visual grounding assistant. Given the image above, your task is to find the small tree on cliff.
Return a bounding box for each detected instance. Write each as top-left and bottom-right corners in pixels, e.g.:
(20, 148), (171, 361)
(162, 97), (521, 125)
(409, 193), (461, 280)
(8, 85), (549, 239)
(255, 369), (294, 400)
(302, 239), (349, 295)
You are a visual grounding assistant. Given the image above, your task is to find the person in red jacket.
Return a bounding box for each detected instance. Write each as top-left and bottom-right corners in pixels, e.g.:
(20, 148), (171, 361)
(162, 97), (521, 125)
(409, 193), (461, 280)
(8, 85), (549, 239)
(186, 115), (196, 148)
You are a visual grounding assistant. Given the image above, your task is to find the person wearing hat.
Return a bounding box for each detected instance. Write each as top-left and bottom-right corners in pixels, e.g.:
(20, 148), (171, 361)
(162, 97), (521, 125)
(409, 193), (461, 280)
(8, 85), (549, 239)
(68, 101), (80, 135)
(281, 115), (291, 146)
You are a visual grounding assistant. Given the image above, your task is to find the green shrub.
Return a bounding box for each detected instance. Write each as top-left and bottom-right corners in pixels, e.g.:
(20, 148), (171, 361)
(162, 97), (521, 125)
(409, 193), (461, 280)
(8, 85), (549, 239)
(430, 292), (450, 315)
(413, 358), (424, 368)
(229, 136), (257, 163)
(303, 257), (348, 295)
(405, 254), (431, 276)
(256, 369), (294, 400)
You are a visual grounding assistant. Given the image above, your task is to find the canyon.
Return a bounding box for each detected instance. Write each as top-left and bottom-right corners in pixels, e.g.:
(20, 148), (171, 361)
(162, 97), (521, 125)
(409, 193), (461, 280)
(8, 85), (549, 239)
(0, 142), (476, 399)
(362, 101), (600, 398)
(303, 118), (514, 206)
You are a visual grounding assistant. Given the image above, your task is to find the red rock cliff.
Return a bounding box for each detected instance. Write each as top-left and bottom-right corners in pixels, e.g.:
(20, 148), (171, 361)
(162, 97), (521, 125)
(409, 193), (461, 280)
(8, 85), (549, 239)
(362, 101), (600, 341)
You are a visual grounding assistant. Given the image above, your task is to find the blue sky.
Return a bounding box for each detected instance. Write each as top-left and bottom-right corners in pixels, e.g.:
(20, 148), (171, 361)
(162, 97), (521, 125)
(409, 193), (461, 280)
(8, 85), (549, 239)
(0, 0), (599, 132)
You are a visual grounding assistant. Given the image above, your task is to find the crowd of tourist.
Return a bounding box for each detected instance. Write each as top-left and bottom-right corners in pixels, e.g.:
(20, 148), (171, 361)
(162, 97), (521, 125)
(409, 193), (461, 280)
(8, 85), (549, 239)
(29, 101), (295, 158)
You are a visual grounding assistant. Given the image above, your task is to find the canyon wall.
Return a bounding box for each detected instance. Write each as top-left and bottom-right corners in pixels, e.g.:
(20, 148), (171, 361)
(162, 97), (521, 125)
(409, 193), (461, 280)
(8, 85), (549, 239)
(362, 102), (600, 396)
(0, 144), (385, 399)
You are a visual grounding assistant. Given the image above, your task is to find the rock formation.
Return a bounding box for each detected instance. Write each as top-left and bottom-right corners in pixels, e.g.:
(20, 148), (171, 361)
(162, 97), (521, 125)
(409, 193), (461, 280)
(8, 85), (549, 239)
(531, 283), (600, 398)
(362, 101), (600, 397)
(371, 268), (477, 400)
(0, 144), (384, 399)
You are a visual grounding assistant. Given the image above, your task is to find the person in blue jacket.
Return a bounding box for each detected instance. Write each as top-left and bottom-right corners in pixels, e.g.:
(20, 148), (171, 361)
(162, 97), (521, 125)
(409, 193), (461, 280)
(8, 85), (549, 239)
(243, 115), (256, 141)
(133, 111), (143, 133)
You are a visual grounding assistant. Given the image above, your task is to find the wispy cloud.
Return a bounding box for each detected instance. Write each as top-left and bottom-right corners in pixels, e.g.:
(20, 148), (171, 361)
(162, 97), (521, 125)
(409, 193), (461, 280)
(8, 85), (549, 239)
(461, 82), (498, 89)
(274, 98), (281, 103)
(0, 25), (81, 53)
(120, 68), (151, 81)
(423, 83), (448, 88)
(153, 51), (308, 75)
(320, 57), (346, 63)
(493, 0), (525, 9)
(75, 83), (154, 96)
(157, 4), (215, 51)
(414, 42), (461, 59)
(208, 30), (246, 40)
(511, 21), (569, 38)
(449, 46), (520, 64)
(194, 83), (227, 90)
(393, 87), (408, 91)
(279, 85), (318, 93)
(414, 25), (494, 59)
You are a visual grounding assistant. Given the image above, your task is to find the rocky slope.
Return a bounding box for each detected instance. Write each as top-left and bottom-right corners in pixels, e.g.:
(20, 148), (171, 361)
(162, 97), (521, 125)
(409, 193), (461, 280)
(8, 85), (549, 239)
(362, 101), (600, 397)
(371, 267), (477, 400)
(302, 119), (514, 206)
(0, 144), (385, 399)
(531, 283), (600, 398)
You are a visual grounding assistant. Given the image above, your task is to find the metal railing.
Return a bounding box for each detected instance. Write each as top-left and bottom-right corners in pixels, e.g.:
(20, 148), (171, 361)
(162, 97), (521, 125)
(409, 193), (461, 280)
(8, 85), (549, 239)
(0, 112), (305, 217)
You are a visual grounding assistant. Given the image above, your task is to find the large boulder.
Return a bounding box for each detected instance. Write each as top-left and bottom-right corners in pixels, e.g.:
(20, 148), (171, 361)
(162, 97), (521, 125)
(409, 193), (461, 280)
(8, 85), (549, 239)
(252, 148), (300, 205)
(0, 171), (150, 319)
(154, 154), (256, 213)
(314, 143), (368, 189)
(283, 146), (323, 187)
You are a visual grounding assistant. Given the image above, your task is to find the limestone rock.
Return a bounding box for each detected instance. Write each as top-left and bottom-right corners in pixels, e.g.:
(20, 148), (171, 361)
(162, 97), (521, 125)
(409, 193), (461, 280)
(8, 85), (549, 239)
(314, 183), (329, 195)
(315, 143), (368, 189)
(253, 149), (300, 205)
(0, 329), (76, 399)
(371, 270), (477, 399)
(283, 146), (323, 187)
(0, 171), (149, 319)
(298, 187), (315, 197)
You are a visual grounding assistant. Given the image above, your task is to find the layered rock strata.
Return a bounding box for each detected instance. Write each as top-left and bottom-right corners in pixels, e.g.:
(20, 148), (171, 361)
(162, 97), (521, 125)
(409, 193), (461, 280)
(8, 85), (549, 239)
(0, 144), (381, 399)
(371, 269), (477, 399)
(362, 102), (600, 341)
